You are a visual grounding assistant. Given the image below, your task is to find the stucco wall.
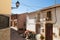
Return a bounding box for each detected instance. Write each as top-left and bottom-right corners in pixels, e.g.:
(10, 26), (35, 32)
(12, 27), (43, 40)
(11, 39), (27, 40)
(0, 0), (11, 40)
(53, 7), (60, 27)
(26, 6), (60, 40)
(0, 28), (10, 40)
(0, 0), (11, 14)
(26, 15), (36, 32)
(40, 7), (60, 40)
(53, 7), (60, 38)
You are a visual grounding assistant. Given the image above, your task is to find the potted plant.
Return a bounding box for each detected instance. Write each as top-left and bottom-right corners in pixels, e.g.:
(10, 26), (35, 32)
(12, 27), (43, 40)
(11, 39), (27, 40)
(40, 34), (44, 40)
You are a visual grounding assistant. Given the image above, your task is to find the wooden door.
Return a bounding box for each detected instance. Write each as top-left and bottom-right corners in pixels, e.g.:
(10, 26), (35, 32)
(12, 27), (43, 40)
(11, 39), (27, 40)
(45, 23), (53, 40)
(36, 24), (40, 34)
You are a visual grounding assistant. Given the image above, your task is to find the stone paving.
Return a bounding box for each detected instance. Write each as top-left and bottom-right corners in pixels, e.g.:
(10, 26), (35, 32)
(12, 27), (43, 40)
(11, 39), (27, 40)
(0, 28), (60, 40)
(0, 28), (10, 40)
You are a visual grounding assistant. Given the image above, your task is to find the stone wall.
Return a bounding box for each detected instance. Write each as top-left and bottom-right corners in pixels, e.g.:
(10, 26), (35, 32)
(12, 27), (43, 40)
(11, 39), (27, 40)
(0, 28), (10, 40)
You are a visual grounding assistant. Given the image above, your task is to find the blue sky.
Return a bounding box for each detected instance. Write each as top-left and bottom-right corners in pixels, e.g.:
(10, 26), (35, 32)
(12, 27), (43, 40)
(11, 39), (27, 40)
(12, 0), (60, 14)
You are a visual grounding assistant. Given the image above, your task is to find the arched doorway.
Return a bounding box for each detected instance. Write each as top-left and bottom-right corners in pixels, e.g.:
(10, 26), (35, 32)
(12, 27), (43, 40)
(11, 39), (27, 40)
(0, 15), (9, 29)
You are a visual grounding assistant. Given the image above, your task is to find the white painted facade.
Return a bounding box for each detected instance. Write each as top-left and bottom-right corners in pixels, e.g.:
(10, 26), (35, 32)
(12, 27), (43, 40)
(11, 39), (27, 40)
(26, 15), (36, 32)
(26, 5), (60, 40)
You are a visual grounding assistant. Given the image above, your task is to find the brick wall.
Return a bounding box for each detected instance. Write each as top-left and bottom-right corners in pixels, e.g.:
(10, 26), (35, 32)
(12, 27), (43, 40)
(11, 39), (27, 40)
(11, 14), (27, 33)
(17, 14), (26, 29)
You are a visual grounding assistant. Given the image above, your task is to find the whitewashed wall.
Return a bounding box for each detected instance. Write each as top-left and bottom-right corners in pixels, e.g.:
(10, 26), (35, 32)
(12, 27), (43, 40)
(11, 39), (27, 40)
(53, 7), (60, 39)
(42, 7), (60, 40)
(26, 7), (60, 40)
(26, 15), (36, 32)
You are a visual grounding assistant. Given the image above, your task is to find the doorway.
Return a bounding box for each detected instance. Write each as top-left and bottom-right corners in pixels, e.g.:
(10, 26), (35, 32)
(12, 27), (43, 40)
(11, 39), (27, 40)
(36, 24), (40, 34)
(45, 23), (53, 40)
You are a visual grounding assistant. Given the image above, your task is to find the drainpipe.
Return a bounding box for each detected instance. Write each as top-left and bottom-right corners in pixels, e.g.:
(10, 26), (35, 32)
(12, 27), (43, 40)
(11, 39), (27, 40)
(54, 0), (57, 24)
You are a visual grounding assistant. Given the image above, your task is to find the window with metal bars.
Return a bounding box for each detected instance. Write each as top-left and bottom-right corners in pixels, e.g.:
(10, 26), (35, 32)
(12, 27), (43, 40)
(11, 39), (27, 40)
(37, 13), (40, 22)
(0, 15), (9, 29)
(46, 11), (52, 21)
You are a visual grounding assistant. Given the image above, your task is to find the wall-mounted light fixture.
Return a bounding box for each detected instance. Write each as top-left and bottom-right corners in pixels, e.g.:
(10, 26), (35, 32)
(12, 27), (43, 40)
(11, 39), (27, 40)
(11, 1), (20, 9)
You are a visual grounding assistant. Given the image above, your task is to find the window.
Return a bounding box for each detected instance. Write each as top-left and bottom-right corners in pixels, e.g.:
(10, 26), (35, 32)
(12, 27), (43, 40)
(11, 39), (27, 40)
(29, 14), (36, 19)
(42, 29), (44, 32)
(46, 11), (52, 21)
(24, 22), (26, 26)
(11, 21), (12, 26)
(14, 21), (17, 27)
(36, 13), (40, 22)
(0, 15), (9, 29)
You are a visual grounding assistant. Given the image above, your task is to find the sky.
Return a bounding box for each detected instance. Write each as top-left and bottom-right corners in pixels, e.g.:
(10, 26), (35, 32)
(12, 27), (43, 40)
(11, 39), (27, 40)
(12, 0), (60, 14)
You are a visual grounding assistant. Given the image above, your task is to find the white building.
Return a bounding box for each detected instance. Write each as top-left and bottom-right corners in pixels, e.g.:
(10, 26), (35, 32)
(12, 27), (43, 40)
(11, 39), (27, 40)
(26, 4), (60, 40)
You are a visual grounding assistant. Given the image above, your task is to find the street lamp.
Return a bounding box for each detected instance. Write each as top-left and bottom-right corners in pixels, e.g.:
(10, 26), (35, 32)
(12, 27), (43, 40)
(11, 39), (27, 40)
(11, 1), (20, 9)
(11, 1), (20, 28)
(16, 1), (20, 8)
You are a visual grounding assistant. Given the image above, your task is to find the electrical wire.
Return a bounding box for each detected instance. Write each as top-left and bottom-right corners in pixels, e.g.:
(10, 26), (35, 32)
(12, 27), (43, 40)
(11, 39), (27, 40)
(12, 0), (42, 11)
(21, 3), (36, 10)
(20, 0), (41, 10)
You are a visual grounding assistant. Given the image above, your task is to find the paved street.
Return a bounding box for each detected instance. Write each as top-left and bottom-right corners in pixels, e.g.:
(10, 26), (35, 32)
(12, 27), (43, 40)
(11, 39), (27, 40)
(0, 28), (36, 40)
(0, 27), (60, 40)
(10, 28), (26, 40)
(0, 28), (10, 40)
